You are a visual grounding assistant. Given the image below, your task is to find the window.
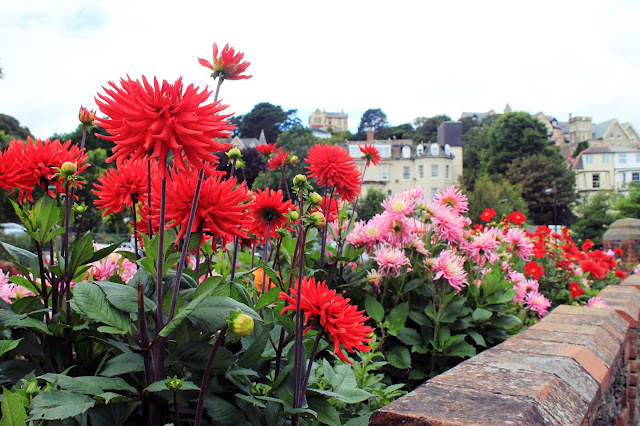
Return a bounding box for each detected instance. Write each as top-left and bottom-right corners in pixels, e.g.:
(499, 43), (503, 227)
(387, 189), (393, 196)
(585, 155), (593, 165)
(403, 166), (411, 180)
(402, 146), (411, 158)
(602, 153), (610, 164)
(632, 172), (639, 183)
(378, 145), (391, 158)
(313, 117), (321, 124)
(431, 188), (439, 199)
(583, 134), (587, 141)
(430, 144), (439, 156)
(592, 173), (600, 188)
(418, 165), (424, 179)
(348, 145), (361, 158)
(620, 153), (627, 164)
(617, 132), (622, 139)
(583, 174), (586, 187)
(432, 164), (439, 178)
(636, 153), (640, 163)
(610, 132), (614, 138)
(380, 165), (389, 180)
(416, 144), (424, 156)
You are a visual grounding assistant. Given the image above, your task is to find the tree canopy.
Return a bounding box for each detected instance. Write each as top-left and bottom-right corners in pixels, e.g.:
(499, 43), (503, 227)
(236, 102), (299, 143)
(613, 183), (640, 220)
(356, 108), (388, 139)
(463, 175), (528, 225)
(413, 114), (451, 143)
(0, 113), (32, 148)
(572, 192), (614, 248)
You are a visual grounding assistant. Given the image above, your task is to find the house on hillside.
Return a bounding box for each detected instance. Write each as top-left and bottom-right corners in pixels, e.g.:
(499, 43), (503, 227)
(308, 109), (348, 133)
(572, 145), (640, 198)
(568, 115), (639, 150)
(341, 122), (463, 199)
(459, 109), (496, 123)
(533, 112), (570, 147)
(229, 129), (267, 149)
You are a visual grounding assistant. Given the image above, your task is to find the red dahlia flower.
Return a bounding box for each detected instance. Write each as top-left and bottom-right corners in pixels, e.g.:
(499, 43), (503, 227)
(480, 208), (496, 222)
(159, 169), (253, 247)
(568, 282), (584, 299)
(255, 143), (280, 157)
(268, 150), (290, 170)
(249, 188), (294, 239)
(93, 158), (148, 216)
(197, 43), (252, 81)
(279, 277), (374, 364)
(14, 137), (89, 202)
(524, 261), (544, 280)
(95, 76), (233, 175)
(505, 211), (526, 226)
(358, 143), (381, 166)
(306, 144), (361, 202)
(0, 142), (25, 191)
(615, 270), (627, 279)
(580, 259), (607, 280)
(581, 239), (594, 251)
(614, 247), (624, 257)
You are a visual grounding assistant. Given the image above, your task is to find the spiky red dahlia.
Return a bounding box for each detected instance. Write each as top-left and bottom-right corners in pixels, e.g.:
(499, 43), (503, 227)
(0, 141), (25, 191)
(249, 188), (294, 239)
(305, 144), (361, 202)
(197, 43), (252, 81)
(14, 137), (89, 202)
(255, 143), (280, 157)
(358, 143), (381, 166)
(158, 169), (254, 247)
(93, 158), (148, 216)
(95, 76), (233, 175)
(279, 277), (374, 364)
(268, 150), (290, 170)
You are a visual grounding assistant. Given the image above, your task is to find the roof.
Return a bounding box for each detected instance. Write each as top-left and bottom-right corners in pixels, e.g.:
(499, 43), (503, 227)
(591, 119), (617, 139)
(459, 111), (495, 121)
(557, 122), (569, 133)
(323, 112), (348, 118)
(437, 121), (463, 147)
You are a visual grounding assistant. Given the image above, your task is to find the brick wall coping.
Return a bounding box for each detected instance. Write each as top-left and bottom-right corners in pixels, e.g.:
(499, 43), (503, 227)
(370, 276), (640, 425)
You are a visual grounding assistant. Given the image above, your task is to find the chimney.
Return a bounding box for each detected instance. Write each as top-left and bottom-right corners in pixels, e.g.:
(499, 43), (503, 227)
(366, 127), (374, 142)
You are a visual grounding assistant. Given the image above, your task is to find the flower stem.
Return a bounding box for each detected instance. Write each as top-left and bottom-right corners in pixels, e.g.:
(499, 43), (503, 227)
(229, 236), (239, 283)
(138, 283), (152, 385)
(153, 175), (167, 382)
(260, 223), (270, 294)
(301, 330), (324, 397)
(318, 188), (334, 269)
(194, 324), (229, 426)
(293, 189), (306, 410)
(131, 202), (139, 267)
(167, 169), (204, 323)
(147, 158), (153, 239)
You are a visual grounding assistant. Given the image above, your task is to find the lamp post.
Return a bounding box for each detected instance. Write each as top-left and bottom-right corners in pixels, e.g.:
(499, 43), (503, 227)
(544, 186), (558, 230)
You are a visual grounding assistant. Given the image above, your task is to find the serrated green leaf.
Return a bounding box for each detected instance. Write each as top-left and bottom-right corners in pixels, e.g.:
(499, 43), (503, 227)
(238, 324), (271, 368)
(439, 298), (466, 323)
(158, 283), (217, 338)
(0, 388), (27, 426)
(491, 314), (522, 330)
(0, 339), (22, 357)
(100, 353), (144, 377)
(255, 287), (281, 311)
(472, 308), (493, 322)
(0, 311), (51, 335)
(364, 296), (384, 323)
(308, 398), (340, 426)
(72, 282), (131, 334)
(29, 389), (95, 421)
(387, 346), (411, 369)
(203, 394), (243, 424)
(443, 340), (476, 358)
(467, 331), (486, 347)
(94, 281), (156, 313)
(396, 327), (421, 346)
(487, 289), (517, 305)
(188, 296), (261, 334)
(87, 241), (125, 265)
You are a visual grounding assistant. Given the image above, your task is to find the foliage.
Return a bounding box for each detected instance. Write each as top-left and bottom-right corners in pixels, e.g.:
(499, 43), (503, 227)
(484, 111), (550, 176)
(572, 192), (614, 248)
(0, 114), (32, 149)
(413, 114), (451, 143)
(460, 123), (491, 190)
(507, 152), (576, 225)
(236, 102), (300, 143)
(215, 146), (266, 188)
(573, 140), (589, 158)
(356, 188), (386, 222)
(463, 175), (528, 225)
(613, 182), (640, 219)
(356, 109), (388, 139)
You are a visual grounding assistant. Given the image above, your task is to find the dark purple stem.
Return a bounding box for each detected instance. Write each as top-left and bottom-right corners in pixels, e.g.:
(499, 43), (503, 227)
(131, 202), (139, 267)
(153, 175), (167, 381)
(293, 189), (306, 410)
(260, 223), (270, 294)
(147, 158), (153, 239)
(194, 324), (229, 426)
(301, 330), (324, 397)
(138, 283), (152, 385)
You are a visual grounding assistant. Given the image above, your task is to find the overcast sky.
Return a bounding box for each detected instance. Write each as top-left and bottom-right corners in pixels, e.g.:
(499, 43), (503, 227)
(1, 0), (639, 140)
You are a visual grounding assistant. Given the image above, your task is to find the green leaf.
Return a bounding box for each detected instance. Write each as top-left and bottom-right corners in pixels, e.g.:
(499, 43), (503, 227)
(39, 374), (137, 395)
(29, 389), (95, 421)
(491, 314), (522, 330)
(439, 298), (466, 324)
(0, 241), (36, 266)
(364, 296), (384, 323)
(94, 281), (156, 313)
(487, 289), (517, 305)
(387, 302), (409, 335)
(387, 346), (411, 369)
(144, 380), (199, 393)
(203, 394), (243, 424)
(158, 283), (218, 338)
(396, 328), (421, 346)
(0, 311), (51, 335)
(238, 324), (272, 368)
(68, 232), (95, 274)
(255, 287), (281, 311)
(100, 353), (144, 377)
(344, 413), (373, 426)
(424, 302), (436, 321)
(0, 339), (22, 357)
(468, 282), (480, 297)
(72, 282), (131, 334)
(472, 308), (493, 322)
(188, 296), (261, 334)
(87, 241), (125, 265)
(308, 398), (340, 426)
(443, 340), (476, 358)
(0, 388), (27, 426)
(467, 331), (486, 347)
(8, 276), (40, 297)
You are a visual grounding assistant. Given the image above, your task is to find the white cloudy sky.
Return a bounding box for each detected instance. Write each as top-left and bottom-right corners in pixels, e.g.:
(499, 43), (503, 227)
(1, 0), (639, 139)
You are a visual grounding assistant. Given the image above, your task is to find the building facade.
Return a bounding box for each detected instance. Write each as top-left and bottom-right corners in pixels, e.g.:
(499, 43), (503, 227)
(573, 146), (640, 197)
(308, 109), (348, 133)
(342, 122), (463, 199)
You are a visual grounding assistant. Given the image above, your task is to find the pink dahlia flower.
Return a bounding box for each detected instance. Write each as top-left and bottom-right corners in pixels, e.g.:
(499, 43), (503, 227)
(374, 245), (410, 277)
(586, 297), (608, 308)
(524, 291), (551, 318)
(432, 249), (468, 292)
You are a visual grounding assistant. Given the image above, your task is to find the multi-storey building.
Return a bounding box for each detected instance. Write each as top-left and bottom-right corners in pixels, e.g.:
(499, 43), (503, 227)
(308, 109), (348, 133)
(573, 145), (640, 197)
(341, 122), (463, 199)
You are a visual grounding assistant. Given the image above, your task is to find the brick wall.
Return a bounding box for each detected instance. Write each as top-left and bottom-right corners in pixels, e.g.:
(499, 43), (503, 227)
(370, 275), (640, 425)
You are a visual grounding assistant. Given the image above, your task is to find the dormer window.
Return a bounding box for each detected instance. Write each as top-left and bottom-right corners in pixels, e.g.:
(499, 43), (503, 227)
(416, 144), (424, 156)
(430, 144), (439, 156)
(401, 146), (411, 158)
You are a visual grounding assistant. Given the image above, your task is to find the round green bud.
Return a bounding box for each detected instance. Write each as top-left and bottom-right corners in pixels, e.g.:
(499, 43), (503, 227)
(61, 161), (77, 175)
(309, 211), (326, 229)
(227, 147), (242, 160)
(232, 313), (254, 337)
(309, 192), (323, 205)
(293, 174), (307, 187)
(289, 155), (299, 165)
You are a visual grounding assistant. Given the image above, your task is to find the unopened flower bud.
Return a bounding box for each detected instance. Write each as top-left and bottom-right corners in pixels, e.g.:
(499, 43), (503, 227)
(78, 106), (95, 126)
(232, 313), (254, 337)
(227, 147), (242, 160)
(25, 380), (40, 397)
(293, 174), (307, 187)
(289, 155), (299, 165)
(309, 211), (326, 229)
(289, 210), (300, 221)
(235, 159), (245, 169)
(165, 376), (185, 391)
(309, 192), (323, 205)
(61, 161), (77, 175)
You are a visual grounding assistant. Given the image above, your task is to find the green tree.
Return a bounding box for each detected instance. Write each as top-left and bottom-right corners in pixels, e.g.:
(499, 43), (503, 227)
(572, 192), (614, 248)
(356, 187), (386, 221)
(236, 102), (299, 143)
(572, 140), (589, 159)
(484, 112), (550, 176)
(413, 114), (451, 143)
(507, 152), (576, 225)
(377, 123), (415, 140)
(356, 108), (388, 139)
(613, 182), (640, 219)
(463, 175), (528, 224)
(0, 114), (32, 149)
(460, 125), (490, 190)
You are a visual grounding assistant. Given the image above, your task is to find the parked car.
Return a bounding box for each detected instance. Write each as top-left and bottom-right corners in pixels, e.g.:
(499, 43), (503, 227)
(0, 222), (26, 236)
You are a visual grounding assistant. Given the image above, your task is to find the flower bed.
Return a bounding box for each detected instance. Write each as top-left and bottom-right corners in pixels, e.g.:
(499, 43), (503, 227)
(0, 43), (630, 425)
